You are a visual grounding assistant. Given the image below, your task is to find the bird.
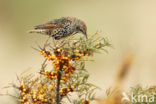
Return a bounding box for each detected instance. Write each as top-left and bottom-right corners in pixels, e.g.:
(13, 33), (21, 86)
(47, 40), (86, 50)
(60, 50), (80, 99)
(29, 17), (88, 40)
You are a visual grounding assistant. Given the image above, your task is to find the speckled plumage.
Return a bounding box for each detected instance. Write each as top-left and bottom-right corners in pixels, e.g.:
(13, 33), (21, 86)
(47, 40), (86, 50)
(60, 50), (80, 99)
(29, 17), (88, 40)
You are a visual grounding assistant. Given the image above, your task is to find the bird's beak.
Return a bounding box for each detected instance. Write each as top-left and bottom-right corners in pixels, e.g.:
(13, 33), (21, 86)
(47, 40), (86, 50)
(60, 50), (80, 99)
(84, 33), (88, 39)
(28, 29), (46, 34)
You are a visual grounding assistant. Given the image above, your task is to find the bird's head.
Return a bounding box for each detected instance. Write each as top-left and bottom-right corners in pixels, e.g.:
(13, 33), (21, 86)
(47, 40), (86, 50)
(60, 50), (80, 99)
(76, 20), (88, 39)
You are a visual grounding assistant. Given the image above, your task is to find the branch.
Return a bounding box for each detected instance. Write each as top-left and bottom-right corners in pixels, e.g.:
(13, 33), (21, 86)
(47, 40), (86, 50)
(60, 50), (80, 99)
(56, 63), (63, 104)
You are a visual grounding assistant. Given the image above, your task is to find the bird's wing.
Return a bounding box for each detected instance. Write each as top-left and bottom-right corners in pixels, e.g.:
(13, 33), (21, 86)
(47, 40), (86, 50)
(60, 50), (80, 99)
(34, 17), (70, 29)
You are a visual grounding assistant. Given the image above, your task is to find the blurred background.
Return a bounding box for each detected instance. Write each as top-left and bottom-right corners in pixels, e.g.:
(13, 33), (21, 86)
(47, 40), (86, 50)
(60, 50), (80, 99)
(0, 0), (156, 103)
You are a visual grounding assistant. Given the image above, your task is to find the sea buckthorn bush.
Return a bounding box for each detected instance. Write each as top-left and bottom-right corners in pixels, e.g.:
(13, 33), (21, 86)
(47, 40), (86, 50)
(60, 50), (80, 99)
(3, 33), (111, 104)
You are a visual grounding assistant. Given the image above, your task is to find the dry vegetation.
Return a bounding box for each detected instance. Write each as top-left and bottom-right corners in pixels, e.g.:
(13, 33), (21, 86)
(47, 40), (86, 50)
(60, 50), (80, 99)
(97, 54), (156, 104)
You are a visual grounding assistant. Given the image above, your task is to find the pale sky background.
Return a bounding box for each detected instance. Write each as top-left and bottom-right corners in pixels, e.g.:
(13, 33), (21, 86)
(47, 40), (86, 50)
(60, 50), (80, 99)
(0, 0), (156, 103)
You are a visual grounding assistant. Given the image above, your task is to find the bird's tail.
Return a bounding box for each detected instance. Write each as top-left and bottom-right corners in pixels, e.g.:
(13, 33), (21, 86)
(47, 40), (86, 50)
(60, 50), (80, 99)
(28, 29), (46, 34)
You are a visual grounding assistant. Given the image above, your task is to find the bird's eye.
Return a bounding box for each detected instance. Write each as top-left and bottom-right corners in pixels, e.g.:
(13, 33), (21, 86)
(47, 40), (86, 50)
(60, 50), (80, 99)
(76, 26), (80, 30)
(76, 27), (82, 32)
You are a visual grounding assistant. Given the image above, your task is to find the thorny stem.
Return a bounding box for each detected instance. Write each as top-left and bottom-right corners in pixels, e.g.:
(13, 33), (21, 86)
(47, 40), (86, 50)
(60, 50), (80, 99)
(56, 63), (63, 104)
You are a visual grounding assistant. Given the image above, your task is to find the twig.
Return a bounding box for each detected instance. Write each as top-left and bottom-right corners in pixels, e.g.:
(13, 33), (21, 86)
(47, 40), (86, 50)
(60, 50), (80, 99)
(0, 93), (18, 99)
(66, 95), (72, 103)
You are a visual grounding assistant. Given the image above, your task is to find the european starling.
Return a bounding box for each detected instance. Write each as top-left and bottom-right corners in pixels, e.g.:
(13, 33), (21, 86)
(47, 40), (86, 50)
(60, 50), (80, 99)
(29, 17), (88, 40)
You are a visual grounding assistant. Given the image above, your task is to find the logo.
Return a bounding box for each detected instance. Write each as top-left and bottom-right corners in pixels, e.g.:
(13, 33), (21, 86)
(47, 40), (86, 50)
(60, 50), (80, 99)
(122, 92), (130, 102)
(122, 92), (155, 103)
